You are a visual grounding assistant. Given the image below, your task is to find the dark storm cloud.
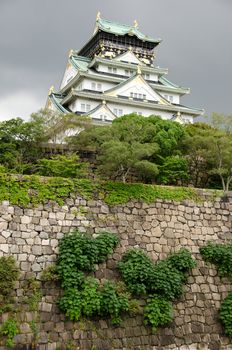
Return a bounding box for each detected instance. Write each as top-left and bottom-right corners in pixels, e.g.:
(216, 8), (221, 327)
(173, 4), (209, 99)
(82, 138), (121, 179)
(0, 0), (231, 119)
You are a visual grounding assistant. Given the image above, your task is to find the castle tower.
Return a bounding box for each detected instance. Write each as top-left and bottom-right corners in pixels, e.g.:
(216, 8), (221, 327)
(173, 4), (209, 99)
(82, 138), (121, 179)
(46, 14), (204, 124)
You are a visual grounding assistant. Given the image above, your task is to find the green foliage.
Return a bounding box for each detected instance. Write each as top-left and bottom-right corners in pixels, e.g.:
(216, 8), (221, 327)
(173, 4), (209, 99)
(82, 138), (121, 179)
(157, 155), (189, 185)
(0, 256), (20, 314)
(118, 248), (196, 300)
(220, 292), (232, 337)
(118, 249), (155, 295)
(58, 288), (82, 321)
(57, 231), (129, 324)
(0, 317), (18, 348)
(58, 278), (130, 325)
(40, 264), (59, 282)
(201, 241), (232, 337)
(22, 277), (42, 311)
(200, 242), (232, 279)
(36, 154), (87, 179)
(103, 181), (198, 205)
(167, 248), (197, 272)
(57, 231), (119, 285)
(144, 295), (173, 331)
(100, 281), (129, 325)
(118, 248), (195, 331)
(0, 174), (93, 206)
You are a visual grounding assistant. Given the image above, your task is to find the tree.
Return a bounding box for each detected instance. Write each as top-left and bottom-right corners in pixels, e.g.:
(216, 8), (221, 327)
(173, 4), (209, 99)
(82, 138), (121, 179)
(157, 155), (189, 185)
(207, 112), (232, 133)
(36, 154), (87, 179)
(209, 133), (232, 192)
(183, 123), (216, 188)
(0, 118), (44, 172)
(72, 114), (160, 183)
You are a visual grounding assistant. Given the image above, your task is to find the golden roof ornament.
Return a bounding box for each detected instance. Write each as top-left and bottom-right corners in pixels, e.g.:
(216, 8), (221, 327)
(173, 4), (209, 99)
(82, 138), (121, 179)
(69, 49), (74, 58)
(96, 11), (101, 21)
(48, 85), (54, 96)
(134, 20), (139, 28)
(137, 65), (142, 75)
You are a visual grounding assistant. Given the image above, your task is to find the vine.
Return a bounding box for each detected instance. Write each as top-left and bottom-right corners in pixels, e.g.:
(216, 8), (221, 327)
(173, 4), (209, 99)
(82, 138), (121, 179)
(0, 317), (18, 348)
(57, 231), (131, 325)
(0, 256), (20, 315)
(118, 248), (196, 330)
(55, 231), (196, 331)
(0, 174), (206, 207)
(200, 242), (232, 337)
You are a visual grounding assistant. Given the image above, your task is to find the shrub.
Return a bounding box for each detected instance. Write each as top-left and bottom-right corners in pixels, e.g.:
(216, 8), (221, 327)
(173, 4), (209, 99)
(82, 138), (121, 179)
(37, 154), (87, 179)
(144, 295), (173, 331)
(0, 256), (20, 314)
(0, 317), (18, 348)
(200, 242), (232, 278)
(220, 292), (232, 337)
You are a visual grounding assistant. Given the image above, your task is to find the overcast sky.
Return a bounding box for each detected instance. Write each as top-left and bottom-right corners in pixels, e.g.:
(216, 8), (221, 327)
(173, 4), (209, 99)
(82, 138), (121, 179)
(0, 0), (231, 121)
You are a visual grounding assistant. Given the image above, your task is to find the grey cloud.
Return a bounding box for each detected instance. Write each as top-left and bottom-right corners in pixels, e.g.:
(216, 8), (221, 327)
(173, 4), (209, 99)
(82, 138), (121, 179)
(0, 0), (231, 119)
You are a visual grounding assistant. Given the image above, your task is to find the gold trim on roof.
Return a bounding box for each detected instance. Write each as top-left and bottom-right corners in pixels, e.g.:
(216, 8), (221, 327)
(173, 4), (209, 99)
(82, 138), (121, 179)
(48, 85), (54, 95)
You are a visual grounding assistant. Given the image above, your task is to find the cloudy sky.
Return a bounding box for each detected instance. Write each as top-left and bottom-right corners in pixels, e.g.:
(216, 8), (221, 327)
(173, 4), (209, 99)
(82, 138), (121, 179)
(0, 0), (231, 121)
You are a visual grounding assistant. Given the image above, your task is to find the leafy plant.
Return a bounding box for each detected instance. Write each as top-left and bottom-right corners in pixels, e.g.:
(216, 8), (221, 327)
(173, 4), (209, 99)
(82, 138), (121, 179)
(200, 242), (232, 278)
(22, 277), (42, 311)
(144, 295), (173, 331)
(36, 154), (88, 179)
(118, 248), (195, 330)
(40, 264), (59, 282)
(118, 248), (196, 300)
(220, 292), (232, 337)
(57, 231), (130, 325)
(0, 317), (18, 348)
(100, 281), (129, 325)
(0, 256), (19, 314)
(57, 231), (119, 287)
(201, 241), (232, 336)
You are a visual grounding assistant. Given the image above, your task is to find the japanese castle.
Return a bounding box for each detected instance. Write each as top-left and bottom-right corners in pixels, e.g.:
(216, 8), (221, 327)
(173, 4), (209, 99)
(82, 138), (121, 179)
(46, 13), (204, 124)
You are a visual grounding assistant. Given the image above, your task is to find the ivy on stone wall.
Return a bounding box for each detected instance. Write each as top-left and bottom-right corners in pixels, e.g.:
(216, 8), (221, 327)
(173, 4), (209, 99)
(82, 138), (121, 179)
(200, 242), (232, 337)
(55, 231), (196, 330)
(0, 256), (19, 315)
(0, 173), (203, 207)
(118, 248), (196, 330)
(57, 231), (131, 325)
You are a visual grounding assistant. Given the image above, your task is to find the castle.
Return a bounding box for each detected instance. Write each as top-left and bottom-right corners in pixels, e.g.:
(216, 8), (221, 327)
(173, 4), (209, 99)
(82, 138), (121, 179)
(46, 13), (203, 124)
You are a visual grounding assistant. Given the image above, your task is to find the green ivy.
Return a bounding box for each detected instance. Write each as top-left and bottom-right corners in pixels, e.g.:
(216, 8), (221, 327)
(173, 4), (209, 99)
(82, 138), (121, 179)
(220, 292), (232, 337)
(102, 181), (199, 205)
(144, 295), (173, 331)
(118, 248), (196, 299)
(0, 256), (19, 315)
(57, 231), (130, 325)
(200, 241), (232, 336)
(200, 242), (232, 278)
(0, 317), (18, 348)
(0, 174), (94, 206)
(118, 248), (196, 330)
(0, 174), (204, 207)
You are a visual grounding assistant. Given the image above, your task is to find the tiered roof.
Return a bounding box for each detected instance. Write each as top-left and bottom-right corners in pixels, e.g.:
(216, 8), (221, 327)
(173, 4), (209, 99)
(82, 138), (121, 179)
(46, 15), (204, 122)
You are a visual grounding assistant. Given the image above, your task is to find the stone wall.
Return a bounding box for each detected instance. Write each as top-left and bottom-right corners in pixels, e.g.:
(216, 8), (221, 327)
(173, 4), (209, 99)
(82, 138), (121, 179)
(0, 193), (232, 350)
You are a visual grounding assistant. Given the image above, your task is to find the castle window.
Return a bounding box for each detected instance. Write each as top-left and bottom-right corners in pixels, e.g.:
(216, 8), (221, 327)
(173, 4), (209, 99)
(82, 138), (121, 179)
(97, 83), (102, 91)
(164, 94), (173, 102)
(81, 103), (91, 112)
(130, 92), (146, 100)
(113, 108), (123, 116)
(125, 69), (133, 76)
(100, 114), (107, 121)
(143, 73), (150, 80)
(91, 82), (96, 90)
